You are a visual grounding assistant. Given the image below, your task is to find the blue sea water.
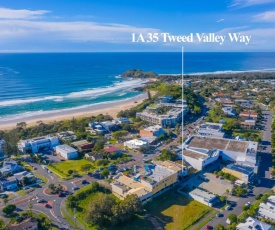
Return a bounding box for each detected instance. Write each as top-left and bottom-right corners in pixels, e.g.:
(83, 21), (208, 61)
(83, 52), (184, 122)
(1, 52), (275, 122)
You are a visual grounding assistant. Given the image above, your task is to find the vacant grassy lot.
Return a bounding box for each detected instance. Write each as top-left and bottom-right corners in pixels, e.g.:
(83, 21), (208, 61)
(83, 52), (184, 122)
(65, 184), (153, 230)
(145, 190), (212, 230)
(47, 158), (97, 179)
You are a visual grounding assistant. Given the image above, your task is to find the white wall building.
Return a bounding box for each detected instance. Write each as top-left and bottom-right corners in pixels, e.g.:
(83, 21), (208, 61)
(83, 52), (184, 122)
(189, 189), (217, 207)
(124, 139), (148, 149)
(236, 217), (272, 230)
(180, 136), (258, 171)
(258, 196), (275, 222)
(55, 144), (78, 160)
(197, 122), (225, 138)
(18, 135), (60, 153)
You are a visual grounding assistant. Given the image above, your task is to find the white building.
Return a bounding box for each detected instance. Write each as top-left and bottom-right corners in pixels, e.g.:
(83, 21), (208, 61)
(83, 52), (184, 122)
(236, 217), (272, 230)
(189, 189), (217, 207)
(258, 196), (275, 222)
(55, 144), (78, 160)
(197, 122), (225, 138)
(18, 135), (60, 153)
(124, 139), (148, 149)
(180, 136), (258, 171)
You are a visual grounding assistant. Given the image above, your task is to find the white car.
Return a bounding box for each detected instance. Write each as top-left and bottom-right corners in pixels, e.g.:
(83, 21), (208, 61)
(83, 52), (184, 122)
(245, 202), (251, 207)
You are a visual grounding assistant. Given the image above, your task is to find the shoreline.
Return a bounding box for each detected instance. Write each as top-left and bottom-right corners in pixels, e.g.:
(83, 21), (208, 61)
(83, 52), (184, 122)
(0, 93), (148, 131)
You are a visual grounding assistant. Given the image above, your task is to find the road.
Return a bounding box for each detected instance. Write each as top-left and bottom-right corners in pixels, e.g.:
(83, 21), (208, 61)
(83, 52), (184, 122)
(201, 109), (275, 229)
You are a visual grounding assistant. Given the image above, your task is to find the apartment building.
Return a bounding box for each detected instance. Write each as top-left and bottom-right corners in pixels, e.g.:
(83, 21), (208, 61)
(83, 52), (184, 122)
(18, 135), (60, 153)
(111, 161), (187, 203)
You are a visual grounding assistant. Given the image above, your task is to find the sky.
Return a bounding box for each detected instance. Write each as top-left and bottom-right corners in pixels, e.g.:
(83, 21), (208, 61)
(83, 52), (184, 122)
(0, 0), (275, 52)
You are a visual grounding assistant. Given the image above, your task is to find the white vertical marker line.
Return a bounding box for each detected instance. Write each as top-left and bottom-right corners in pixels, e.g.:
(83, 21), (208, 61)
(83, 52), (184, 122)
(182, 46), (184, 173)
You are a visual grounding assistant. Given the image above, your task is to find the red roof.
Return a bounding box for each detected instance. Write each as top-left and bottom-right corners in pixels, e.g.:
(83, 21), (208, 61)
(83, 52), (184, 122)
(104, 146), (122, 153)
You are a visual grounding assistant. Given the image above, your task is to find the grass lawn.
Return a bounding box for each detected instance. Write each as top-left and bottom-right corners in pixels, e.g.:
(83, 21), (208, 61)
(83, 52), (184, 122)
(111, 215), (154, 230)
(233, 129), (261, 141)
(145, 190), (212, 230)
(33, 171), (48, 183)
(47, 158), (97, 179)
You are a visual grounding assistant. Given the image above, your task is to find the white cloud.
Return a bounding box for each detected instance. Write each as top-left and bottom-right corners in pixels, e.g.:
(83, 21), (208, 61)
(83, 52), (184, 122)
(0, 19), (159, 43)
(254, 11), (275, 22)
(0, 8), (49, 19)
(229, 0), (275, 7)
(216, 19), (225, 23)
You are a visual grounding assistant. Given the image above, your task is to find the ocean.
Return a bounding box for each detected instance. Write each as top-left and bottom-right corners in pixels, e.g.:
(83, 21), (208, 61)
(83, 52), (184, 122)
(1, 52), (275, 122)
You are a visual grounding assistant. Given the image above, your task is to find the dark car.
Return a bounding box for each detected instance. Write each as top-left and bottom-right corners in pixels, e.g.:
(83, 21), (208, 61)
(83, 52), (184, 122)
(82, 180), (88, 184)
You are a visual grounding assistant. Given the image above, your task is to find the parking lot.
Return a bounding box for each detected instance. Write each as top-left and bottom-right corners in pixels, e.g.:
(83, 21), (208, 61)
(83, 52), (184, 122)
(185, 172), (234, 196)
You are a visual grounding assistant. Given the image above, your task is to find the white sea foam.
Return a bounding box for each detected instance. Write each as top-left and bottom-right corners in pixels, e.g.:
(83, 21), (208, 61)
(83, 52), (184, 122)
(0, 94), (146, 122)
(159, 68), (275, 76)
(0, 79), (147, 107)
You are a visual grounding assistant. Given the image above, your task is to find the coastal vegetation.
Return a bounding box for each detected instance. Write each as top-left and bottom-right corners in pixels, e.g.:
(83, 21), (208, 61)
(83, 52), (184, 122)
(66, 182), (143, 229)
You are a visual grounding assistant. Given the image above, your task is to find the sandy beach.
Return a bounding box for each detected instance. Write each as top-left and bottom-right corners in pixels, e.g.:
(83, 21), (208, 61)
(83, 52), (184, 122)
(0, 93), (148, 131)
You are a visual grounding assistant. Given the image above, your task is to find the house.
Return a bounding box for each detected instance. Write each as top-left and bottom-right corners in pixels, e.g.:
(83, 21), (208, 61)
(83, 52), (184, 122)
(189, 189), (217, 207)
(14, 171), (35, 184)
(85, 152), (105, 161)
(216, 98), (234, 106)
(258, 196), (275, 221)
(111, 161), (182, 203)
(197, 122), (225, 138)
(71, 140), (94, 151)
(56, 131), (77, 141)
(140, 125), (165, 137)
(241, 120), (256, 129)
(239, 110), (258, 120)
(222, 164), (254, 183)
(17, 135), (60, 153)
(0, 161), (23, 174)
(55, 145), (78, 160)
(222, 107), (236, 117)
(104, 146), (123, 155)
(0, 176), (18, 191)
(180, 136), (258, 171)
(236, 217), (272, 230)
(113, 117), (130, 124)
(9, 217), (38, 230)
(124, 139), (148, 149)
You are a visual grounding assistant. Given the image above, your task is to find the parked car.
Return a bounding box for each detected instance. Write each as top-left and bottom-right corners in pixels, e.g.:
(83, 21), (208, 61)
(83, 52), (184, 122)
(72, 186), (79, 191)
(245, 202), (251, 207)
(0, 194), (8, 199)
(44, 203), (51, 208)
(216, 212), (223, 217)
(225, 206), (231, 211)
(206, 225), (212, 229)
(82, 180), (88, 184)
(58, 192), (64, 197)
(37, 199), (46, 203)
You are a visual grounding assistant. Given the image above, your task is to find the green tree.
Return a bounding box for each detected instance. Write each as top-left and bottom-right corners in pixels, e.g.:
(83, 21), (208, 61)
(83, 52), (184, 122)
(158, 149), (177, 161)
(81, 164), (92, 174)
(112, 130), (129, 140)
(0, 218), (7, 230)
(228, 214), (237, 224)
(2, 204), (16, 217)
(68, 169), (73, 175)
(215, 224), (225, 230)
(22, 176), (29, 186)
(101, 169), (109, 178)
